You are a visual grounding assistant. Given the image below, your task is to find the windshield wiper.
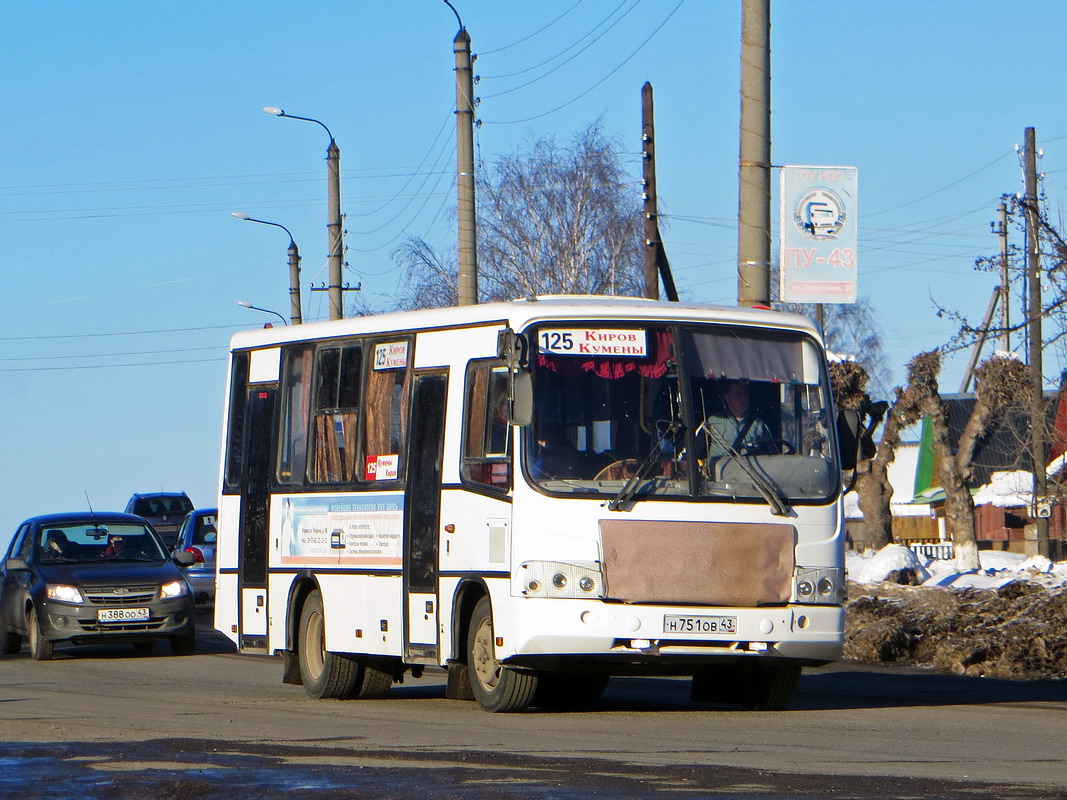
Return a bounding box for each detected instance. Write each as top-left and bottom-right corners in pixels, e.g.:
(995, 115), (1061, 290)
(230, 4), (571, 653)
(696, 419), (792, 516)
(606, 421), (680, 512)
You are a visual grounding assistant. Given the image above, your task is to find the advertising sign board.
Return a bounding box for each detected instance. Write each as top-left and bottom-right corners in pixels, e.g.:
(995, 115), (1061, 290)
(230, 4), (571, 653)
(780, 166), (858, 303)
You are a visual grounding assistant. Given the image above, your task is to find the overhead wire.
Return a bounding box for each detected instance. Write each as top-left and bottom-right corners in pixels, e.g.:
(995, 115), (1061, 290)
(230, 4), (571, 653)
(476, 0), (585, 56)
(478, 1), (635, 91)
(480, 1), (684, 127)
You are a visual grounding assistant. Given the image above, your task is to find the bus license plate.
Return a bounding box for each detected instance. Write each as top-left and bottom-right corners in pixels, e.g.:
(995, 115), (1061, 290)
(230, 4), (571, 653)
(663, 615), (736, 635)
(98, 608), (149, 623)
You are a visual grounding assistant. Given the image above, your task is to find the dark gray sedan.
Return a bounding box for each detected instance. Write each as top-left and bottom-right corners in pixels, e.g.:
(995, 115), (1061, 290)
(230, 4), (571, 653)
(0, 512), (196, 659)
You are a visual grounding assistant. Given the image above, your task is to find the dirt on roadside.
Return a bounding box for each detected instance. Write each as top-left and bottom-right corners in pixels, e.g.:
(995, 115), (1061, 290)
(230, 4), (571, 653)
(844, 580), (1067, 680)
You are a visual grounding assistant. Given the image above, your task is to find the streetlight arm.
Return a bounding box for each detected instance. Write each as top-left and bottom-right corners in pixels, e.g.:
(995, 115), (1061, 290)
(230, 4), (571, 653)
(232, 212), (295, 247)
(263, 106), (334, 143)
(237, 301), (287, 326)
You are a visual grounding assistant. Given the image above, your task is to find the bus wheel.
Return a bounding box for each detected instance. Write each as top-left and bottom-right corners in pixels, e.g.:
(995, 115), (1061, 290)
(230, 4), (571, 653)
(466, 597), (537, 713)
(298, 590), (360, 699)
(741, 662), (802, 711)
(348, 660), (393, 699)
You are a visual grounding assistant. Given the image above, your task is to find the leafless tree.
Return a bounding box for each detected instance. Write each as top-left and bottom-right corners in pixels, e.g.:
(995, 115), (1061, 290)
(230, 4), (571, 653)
(394, 123), (644, 309)
(901, 351), (1029, 571)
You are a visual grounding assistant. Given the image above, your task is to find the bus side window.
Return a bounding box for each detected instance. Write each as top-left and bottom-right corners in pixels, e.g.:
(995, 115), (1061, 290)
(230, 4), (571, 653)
(277, 345), (314, 485)
(462, 362), (511, 489)
(363, 344), (409, 480)
(308, 345), (362, 484)
(222, 351), (249, 493)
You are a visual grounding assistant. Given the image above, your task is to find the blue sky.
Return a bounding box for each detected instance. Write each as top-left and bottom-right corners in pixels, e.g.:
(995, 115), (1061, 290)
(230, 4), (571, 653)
(3, 1), (1067, 539)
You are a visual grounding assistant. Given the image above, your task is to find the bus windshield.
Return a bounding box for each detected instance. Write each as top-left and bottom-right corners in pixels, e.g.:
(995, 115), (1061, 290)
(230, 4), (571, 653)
(525, 323), (838, 506)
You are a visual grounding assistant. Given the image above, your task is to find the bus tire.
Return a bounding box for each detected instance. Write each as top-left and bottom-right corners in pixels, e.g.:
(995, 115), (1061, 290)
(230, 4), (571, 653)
(28, 607), (54, 661)
(466, 597), (537, 713)
(742, 662), (802, 711)
(348, 660), (393, 699)
(298, 590), (360, 699)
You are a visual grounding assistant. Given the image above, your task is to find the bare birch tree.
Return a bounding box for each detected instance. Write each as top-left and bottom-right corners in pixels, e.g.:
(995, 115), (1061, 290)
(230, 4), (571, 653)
(394, 123), (643, 309)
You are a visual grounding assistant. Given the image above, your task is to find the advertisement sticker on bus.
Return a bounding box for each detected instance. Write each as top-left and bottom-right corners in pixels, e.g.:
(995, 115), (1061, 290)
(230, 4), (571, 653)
(279, 494), (403, 566)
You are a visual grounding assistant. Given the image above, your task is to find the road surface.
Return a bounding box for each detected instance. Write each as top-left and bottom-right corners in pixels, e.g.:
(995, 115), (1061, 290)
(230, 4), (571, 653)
(0, 616), (1064, 798)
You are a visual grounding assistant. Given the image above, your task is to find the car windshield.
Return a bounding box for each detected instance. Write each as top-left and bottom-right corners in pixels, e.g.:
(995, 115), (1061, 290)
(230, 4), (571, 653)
(36, 523), (167, 563)
(525, 323), (838, 506)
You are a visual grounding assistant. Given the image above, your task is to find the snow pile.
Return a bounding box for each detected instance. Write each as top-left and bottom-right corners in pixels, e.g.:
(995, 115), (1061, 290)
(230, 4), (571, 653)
(847, 544), (1067, 590)
(971, 470), (1034, 508)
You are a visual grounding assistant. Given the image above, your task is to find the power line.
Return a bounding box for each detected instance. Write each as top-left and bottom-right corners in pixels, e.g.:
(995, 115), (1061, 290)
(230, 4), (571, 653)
(0, 357), (223, 373)
(0, 323), (243, 342)
(481, 1), (683, 126)
(479, 2), (635, 91)
(0, 345), (222, 362)
(476, 0), (586, 56)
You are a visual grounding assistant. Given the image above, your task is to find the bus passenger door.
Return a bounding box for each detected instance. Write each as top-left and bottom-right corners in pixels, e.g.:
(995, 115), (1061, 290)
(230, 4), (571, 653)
(237, 387), (275, 652)
(403, 370), (448, 664)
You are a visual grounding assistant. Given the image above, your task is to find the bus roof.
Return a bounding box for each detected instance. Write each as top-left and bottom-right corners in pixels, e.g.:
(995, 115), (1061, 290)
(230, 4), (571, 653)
(228, 296), (821, 351)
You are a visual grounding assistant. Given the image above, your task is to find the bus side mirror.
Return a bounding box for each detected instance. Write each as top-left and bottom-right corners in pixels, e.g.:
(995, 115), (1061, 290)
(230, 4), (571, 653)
(511, 372), (532, 426)
(836, 409), (863, 471)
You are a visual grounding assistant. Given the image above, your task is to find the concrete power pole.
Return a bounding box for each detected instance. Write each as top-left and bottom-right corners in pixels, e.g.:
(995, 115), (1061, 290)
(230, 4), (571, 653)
(1024, 127), (1050, 558)
(997, 199), (1010, 352)
(642, 83), (660, 300)
(454, 27), (479, 306)
(737, 0), (771, 308)
(326, 139), (344, 320)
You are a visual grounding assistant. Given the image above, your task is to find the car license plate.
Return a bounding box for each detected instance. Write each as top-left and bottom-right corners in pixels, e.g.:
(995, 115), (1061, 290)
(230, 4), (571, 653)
(98, 607), (150, 623)
(663, 615), (737, 634)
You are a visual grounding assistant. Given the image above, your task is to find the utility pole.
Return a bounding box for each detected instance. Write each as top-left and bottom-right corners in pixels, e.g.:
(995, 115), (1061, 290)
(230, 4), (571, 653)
(996, 199), (1010, 352)
(454, 26), (478, 306)
(737, 0), (771, 307)
(326, 138), (344, 320)
(640, 84), (678, 302)
(642, 83), (660, 300)
(1024, 126), (1050, 558)
(287, 240), (302, 326)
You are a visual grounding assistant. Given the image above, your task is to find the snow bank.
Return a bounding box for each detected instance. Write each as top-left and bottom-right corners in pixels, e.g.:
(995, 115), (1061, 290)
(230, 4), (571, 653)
(971, 470), (1033, 508)
(847, 543), (1067, 589)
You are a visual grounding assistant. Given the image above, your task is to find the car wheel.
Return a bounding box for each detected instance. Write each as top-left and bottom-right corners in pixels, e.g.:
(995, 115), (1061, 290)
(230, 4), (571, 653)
(466, 597), (537, 713)
(297, 590), (360, 699)
(27, 607), (54, 661)
(169, 632), (196, 656)
(0, 629), (22, 656)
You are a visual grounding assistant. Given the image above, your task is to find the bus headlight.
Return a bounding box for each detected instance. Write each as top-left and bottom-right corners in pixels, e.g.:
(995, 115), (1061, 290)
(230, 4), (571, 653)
(520, 561), (604, 599)
(793, 567), (844, 605)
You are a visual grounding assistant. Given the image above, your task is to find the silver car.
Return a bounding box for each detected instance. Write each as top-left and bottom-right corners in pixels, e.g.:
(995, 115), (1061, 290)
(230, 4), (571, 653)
(173, 509), (216, 608)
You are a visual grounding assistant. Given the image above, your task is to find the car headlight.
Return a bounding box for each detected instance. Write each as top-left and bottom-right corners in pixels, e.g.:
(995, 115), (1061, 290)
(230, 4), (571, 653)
(160, 579), (189, 599)
(793, 567), (845, 605)
(519, 561), (604, 599)
(46, 584), (84, 604)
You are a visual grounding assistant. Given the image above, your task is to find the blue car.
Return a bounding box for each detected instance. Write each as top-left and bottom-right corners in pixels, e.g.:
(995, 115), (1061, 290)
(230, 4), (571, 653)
(0, 512), (197, 659)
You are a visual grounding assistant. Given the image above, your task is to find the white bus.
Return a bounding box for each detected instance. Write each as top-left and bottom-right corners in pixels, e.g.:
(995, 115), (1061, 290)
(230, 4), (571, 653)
(215, 297), (851, 712)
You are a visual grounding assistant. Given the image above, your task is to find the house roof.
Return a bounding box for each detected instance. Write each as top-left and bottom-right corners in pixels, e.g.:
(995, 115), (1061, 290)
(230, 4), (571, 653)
(913, 390), (1060, 498)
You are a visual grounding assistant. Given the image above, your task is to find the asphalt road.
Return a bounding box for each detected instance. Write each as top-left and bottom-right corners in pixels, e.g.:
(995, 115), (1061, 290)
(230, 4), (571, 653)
(0, 615), (1065, 799)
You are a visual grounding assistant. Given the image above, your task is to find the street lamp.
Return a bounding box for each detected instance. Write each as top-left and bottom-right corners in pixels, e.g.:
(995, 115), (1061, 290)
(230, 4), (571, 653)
(237, 300), (287, 326)
(264, 106), (345, 321)
(232, 212), (302, 325)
